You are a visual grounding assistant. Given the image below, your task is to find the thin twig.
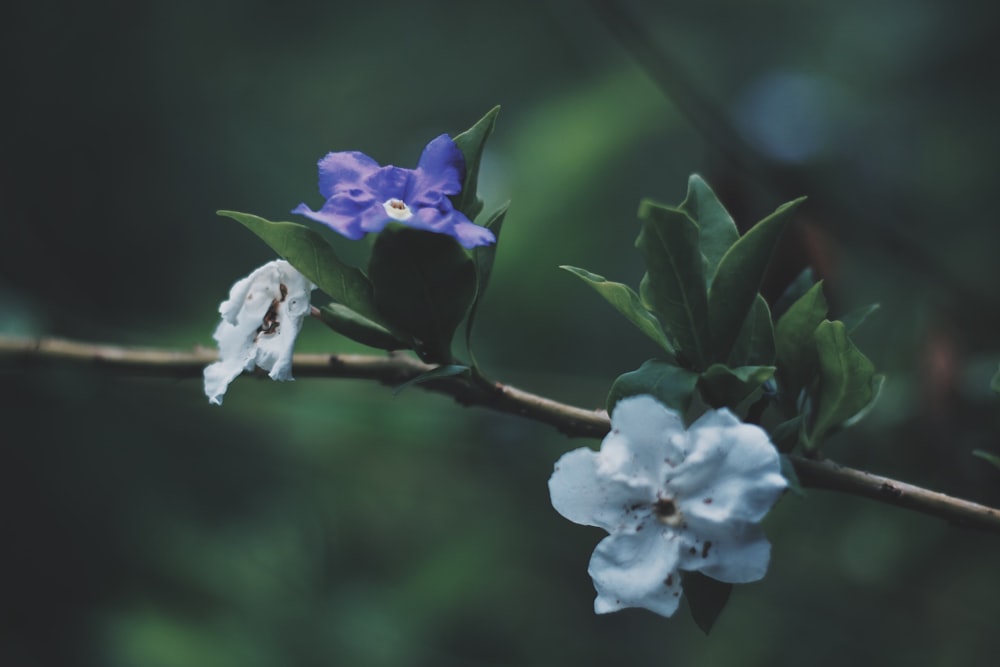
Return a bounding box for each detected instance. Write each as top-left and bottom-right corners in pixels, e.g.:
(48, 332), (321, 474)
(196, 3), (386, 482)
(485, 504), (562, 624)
(2, 334), (999, 535)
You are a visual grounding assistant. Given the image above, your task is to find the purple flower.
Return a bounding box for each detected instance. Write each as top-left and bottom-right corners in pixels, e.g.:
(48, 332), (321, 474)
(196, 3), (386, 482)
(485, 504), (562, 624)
(292, 134), (495, 249)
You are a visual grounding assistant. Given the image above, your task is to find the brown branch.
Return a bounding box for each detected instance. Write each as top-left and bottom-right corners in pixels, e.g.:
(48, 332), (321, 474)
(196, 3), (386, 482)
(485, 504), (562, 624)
(2, 334), (999, 535)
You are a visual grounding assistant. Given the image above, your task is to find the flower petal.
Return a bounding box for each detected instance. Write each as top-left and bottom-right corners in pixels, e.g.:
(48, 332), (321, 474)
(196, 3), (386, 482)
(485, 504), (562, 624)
(291, 202), (367, 240)
(414, 134), (464, 196)
(601, 395), (686, 488)
(676, 525), (772, 584)
(317, 151), (380, 198)
(589, 530), (683, 617)
(549, 447), (649, 532)
(670, 408), (786, 526)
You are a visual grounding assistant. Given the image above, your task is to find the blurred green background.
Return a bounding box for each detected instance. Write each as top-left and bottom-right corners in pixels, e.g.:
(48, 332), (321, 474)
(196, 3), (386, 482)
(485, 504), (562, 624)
(3, 1), (1000, 665)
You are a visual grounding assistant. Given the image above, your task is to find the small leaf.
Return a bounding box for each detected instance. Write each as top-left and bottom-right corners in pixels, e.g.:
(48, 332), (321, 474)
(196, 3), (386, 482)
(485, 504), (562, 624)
(678, 174), (739, 282)
(368, 227), (477, 363)
(318, 303), (407, 350)
(973, 449), (1000, 472)
(607, 359), (699, 414)
(772, 267), (816, 320)
(991, 364), (1000, 394)
(560, 265), (675, 355)
(771, 416), (803, 453)
(636, 201), (710, 369)
(841, 303), (881, 334)
(392, 364), (469, 396)
(682, 571), (733, 635)
(727, 294), (775, 367)
(807, 320), (877, 449)
(779, 454), (806, 497)
(698, 364), (776, 410)
(707, 197), (805, 362)
(465, 203), (509, 369)
(217, 211), (380, 322)
(775, 281), (828, 405)
(451, 105), (500, 221)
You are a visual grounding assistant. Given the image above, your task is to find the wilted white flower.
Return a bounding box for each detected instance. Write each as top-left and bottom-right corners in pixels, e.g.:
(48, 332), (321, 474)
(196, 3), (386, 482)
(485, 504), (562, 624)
(548, 395), (786, 617)
(204, 259), (315, 405)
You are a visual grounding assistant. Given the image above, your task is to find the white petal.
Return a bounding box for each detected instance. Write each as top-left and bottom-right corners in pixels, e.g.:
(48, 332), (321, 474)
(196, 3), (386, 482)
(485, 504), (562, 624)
(670, 409), (786, 526)
(549, 448), (650, 531)
(589, 530), (683, 617)
(602, 396), (686, 486)
(676, 525), (772, 584)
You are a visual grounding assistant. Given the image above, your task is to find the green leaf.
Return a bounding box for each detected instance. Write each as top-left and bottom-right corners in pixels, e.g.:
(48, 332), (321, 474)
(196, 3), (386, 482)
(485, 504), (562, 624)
(560, 266), (675, 355)
(217, 211), (380, 322)
(698, 364), (776, 410)
(368, 227), (477, 363)
(392, 364), (470, 396)
(841, 303), (881, 334)
(607, 359), (699, 414)
(451, 105), (500, 221)
(707, 197), (805, 361)
(678, 174), (739, 282)
(636, 200), (710, 369)
(771, 416), (803, 453)
(317, 303), (407, 350)
(727, 294), (775, 367)
(682, 571), (733, 635)
(807, 320), (877, 449)
(775, 281), (828, 405)
(772, 267), (816, 320)
(779, 454), (806, 497)
(973, 449), (1000, 472)
(465, 203), (509, 369)
(990, 364), (1000, 394)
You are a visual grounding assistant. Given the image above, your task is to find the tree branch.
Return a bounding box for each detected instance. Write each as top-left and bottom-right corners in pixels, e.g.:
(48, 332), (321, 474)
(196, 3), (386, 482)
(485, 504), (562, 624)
(3, 334), (999, 535)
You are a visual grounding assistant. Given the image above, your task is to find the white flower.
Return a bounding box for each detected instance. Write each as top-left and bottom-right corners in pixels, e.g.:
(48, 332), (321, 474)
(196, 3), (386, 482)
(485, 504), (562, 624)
(548, 395), (787, 617)
(204, 260), (315, 405)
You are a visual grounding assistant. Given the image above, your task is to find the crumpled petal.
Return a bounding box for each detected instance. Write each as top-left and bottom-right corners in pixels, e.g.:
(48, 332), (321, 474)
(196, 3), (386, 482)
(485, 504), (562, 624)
(589, 530), (683, 617)
(413, 133), (464, 195)
(549, 447), (650, 532)
(203, 260), (315, 405)
(671, 409), (787, 526)
(317, 151), (380, 198)
(676, 525), (773, 584)
(600, 395), (686, 488)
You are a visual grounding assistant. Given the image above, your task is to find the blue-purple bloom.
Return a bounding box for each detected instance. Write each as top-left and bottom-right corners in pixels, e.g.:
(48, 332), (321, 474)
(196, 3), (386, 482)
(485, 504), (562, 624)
(292, 134), (495, 249)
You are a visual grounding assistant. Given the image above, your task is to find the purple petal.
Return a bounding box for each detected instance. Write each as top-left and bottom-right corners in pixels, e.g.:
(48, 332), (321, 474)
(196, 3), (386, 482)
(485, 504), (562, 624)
(408, 208), (495, 248)
(414, 134), (464, 196)
(449, 220), (497, 248)
(291, 202), (366, 240)
(317, 151), (381, 198)
(364, 165), (413, 200)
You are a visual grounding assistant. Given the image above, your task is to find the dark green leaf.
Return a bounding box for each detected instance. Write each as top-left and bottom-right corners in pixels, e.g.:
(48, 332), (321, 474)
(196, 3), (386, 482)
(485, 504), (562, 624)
(682, 571), (733, 635)
(779, 454), (806, 497)
(465, 203), (508, 369)
(636, 200), (710, 369)
(317, 303), (407, 350)
(727, 294), (775, 367)
(708, 197), (805, 361)
(217, 210), (380, 322)
(807, 320), (877, 449)
(560, 265), (675, 355)
(973, 449), (1000, 472)
(775, 281), (828, 405)
(451, 105), (500, 221)
(771, 416), (803, 453)
(368, 227), (477, 363)
(392, 364), (470, 396)
(607, 359), (699, 414)
(841, 303), (881, 334)
(990, 364), (1000, 394)
(772, 267), (816, 320)
(698, 364), (776, 409)
(678, 174), (739, 282)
